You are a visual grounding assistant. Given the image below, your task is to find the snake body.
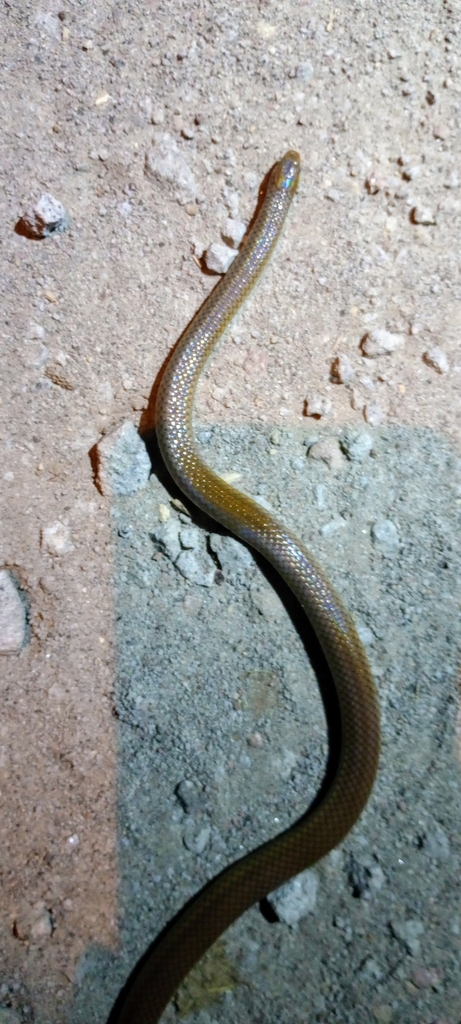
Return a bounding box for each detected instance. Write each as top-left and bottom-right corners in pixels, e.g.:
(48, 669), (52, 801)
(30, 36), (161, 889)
(116, 152), (380, 1022)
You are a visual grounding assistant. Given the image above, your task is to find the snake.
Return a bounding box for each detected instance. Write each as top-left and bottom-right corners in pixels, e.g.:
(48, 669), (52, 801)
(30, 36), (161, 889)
(114, 151), (381, 1022)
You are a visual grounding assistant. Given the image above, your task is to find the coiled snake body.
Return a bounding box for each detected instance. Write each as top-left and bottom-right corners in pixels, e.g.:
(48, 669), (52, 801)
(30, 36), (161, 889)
(116, 152), (380, 1022)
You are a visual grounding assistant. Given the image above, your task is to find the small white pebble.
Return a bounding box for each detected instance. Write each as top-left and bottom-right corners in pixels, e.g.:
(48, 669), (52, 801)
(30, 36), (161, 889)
(365, 171), (384, 194)
(320, 519), (346, 538)
(30, 906), (53, 940)
(443, 171), (459, 189)
(423, 346), (449, 374)
(308, 438), (344, 471)
(151, 107), (165, 125)
(411, 205), (436, 225)
(204, 242), (237, 274)
(361, 329), (405, 358)
(331, 353), (354, 383)
(0, 570), (27, 654)
(371, 519), (400, 557)
(41, 521), (74, 556)
(222, 218), (246, 248)
(305, 394), (332, 418)
(404, 165), (421, 180)
(28, 323), (46, 340)
(247, 732), (264, 748)
(364, 402), (385, 426)
(145, 132), (197, 205)
(267, 868), (319, 925)
(325, 188), (342, 203)
(96, 421), (151, 497)
(297, 60), (314, 81)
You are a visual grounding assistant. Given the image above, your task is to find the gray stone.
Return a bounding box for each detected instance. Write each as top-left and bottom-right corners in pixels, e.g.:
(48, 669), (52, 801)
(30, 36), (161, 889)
(222, 218), (246, 248)
(179, 525), (202, 550)
(371, 519), (400, 556)
(0, 570), (27, 654)
(361, 329), (405, 358)
(308, 438), (344, 470)
(145, 132), (197, 205)
(267, 868), (319, 925)
(423, 346), (449, 374)
(331, 353), (355, 384)
(96, 421), (151, 497)
(175, 779), (206, 813)
(411, 204), (436, 225)
(340, 429), (373, 462)
(421, 819), (450, 861)
(297, 61), (314, 81)
(183, 824), (211, 854)
(175, 550), (215, 587)
(209, 533), (254, 573)
(390, 916), (424, 956)
(41, 520), (74, 556)
(151, 519), (181, 563)
(205, 242), (237, 274)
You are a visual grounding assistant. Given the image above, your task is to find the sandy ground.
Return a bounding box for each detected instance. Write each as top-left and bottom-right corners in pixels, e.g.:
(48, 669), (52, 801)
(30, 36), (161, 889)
(0, 1), (460, 1023)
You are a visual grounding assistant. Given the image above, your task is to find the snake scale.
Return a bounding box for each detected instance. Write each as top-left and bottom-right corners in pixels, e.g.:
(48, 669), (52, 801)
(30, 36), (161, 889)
(114, 151), (381, 1023)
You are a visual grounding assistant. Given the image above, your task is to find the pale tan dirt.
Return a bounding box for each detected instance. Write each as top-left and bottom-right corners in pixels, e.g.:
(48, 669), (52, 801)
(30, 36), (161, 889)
(0, 1), (460, 1021)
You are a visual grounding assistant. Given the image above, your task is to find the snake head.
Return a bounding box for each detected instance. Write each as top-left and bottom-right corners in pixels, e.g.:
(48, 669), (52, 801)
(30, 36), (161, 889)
(275, 150), (301, 192)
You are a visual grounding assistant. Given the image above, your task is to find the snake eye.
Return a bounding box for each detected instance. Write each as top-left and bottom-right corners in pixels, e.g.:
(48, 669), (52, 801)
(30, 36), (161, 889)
(276, 150), (301, 191)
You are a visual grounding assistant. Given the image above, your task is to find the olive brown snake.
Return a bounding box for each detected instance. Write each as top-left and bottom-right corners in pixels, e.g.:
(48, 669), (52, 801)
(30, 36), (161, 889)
(114, 151), (381, 1022)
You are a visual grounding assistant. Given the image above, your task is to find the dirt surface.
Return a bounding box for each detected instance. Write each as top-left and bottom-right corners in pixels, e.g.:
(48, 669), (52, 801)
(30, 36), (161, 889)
(0, 2), (460, 1023)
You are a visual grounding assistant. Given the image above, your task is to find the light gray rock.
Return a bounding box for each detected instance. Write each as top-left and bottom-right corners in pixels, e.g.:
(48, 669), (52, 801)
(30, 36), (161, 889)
(175, 550), (215, 587)
(305, 393), (332, 418)
(183, 823), (211, 854)
(371, 519), (400, 556)
(175, 779), (206, 813)
(96, 421), (151, 497)
(421, 819), (450, 861)
(308, 438), (344, 470)
(361, 329), (405, 358)
(411, 204), (436, 225)
(297, 61), (314, 81)
(222, 218), (246, 248)
(267, 868), (319, 925)
(320, 518), (346, 538)
(179, 525), (202, 550)
(390, 916), (424, 956)
(364, 401), (385, 426)
(205, 242), (237, 274)
(331, 353), (355, 384)
(41, 521), (74, 555)
(151, 520), (181, 563)
(423, 346), (449, 374)
(0, 570), (27, 654)
(340, 429), (373, 462)
(145, 132), (197, 205)
(209, 533), (254, 573)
